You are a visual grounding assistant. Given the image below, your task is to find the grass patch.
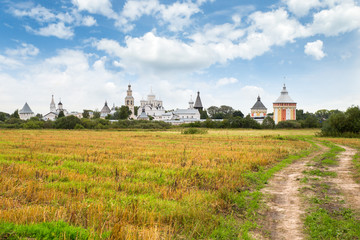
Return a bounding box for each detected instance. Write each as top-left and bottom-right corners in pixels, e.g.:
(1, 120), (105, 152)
(305, 208), (360, 239)
(303, 141), (360, 239)
(0, 221), (107, 240)
(181, 128), (208, 134)
(304, 169), (337, 177)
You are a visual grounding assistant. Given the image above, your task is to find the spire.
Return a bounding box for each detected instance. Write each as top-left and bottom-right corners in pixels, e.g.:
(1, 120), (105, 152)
(50, 95), (56, 112)
(194, 91), (203, 111)
(251, 95), (267, 110)
(274, 84), (295, 103)
(189, 95), (194, 109)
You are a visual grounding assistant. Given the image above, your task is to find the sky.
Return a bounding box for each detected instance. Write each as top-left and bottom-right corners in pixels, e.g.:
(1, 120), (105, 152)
(1, 0), (360, 115)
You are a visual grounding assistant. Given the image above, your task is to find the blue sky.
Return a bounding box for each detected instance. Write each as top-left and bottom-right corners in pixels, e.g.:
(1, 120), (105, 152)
(1, 0), (360, 115)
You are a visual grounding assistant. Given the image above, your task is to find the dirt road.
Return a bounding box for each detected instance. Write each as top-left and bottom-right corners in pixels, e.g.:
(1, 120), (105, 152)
(258, 143), (359, 240)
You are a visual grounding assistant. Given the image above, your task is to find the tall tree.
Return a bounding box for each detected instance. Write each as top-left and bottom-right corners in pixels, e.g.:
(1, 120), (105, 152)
(10, 110), (20, 119)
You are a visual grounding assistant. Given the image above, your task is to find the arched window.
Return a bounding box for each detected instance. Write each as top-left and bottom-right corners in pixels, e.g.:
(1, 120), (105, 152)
(127, 100), (129, 105)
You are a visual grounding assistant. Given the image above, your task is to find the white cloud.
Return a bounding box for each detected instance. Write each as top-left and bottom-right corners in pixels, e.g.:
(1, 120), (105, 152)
(95, 33), (217, 74)
(0, 49), (125, 114)
(216, 77), (238, 87)
(5, 43), (39, 58)
(26, 22), (74, 39)
(190, 22), (245, 44)
(116, 0), (206, 32)
(9, 3), (98, 39)
(283, 0), (321, 17)
(0, 55), (23, 70)
(81, 15), (97, 26)
(11, 5), (56, 22)
(304, 40), (326, 60)
(308, 3), (360, 36)
(159, 1), (201, 31)
(72, 0), (115, 17)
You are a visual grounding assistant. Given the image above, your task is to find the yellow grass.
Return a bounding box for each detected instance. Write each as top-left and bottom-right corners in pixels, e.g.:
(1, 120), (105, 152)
(0, 129), (312, 238)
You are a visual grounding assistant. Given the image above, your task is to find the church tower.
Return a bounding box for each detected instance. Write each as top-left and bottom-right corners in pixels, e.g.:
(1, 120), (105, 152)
(251, 95), (267, 124)
(189, 96), (194, 109)
(273, 84), (297, 124)
(50, 95), (56, 113)
(125, 84), (135, 118)
(194, 91), (203, 111)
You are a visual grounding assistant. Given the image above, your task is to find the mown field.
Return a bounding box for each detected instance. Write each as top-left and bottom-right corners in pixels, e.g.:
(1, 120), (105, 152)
(0, 129), (316, 239)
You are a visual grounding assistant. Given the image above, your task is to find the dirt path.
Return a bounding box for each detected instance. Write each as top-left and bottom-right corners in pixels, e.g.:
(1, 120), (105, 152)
(329, 145), (360, 210)
(259, 144), (328, 240)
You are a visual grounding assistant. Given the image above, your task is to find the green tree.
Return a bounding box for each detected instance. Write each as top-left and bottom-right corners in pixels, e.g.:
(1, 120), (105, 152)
(134, 106), (140, 116)
(82, 110), (90, 119)
(58, 111), (65, 118)
(55, 115), (81, 129)
(113, 106), (131, 120)
(93, 111), (100, 119)
(219, 105), (234, 119)
(207, 106), (219, 118)
(262, 116), (275, 129)
(199, 109), (208, 119)
(10, 110), (20, 119)
(0, 112), (10, 122)
(232, 110), (244, 118)
(304, 114), (319, 128)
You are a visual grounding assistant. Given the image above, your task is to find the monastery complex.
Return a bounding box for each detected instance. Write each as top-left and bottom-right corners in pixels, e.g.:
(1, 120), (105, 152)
(18, 84), (297, 125)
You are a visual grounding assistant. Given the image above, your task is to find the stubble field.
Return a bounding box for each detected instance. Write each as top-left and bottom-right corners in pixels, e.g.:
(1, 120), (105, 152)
(0, 129), (315, 239)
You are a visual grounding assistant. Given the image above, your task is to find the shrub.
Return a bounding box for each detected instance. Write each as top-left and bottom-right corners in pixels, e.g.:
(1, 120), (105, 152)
(182, 128), (208, 134)
(55, 115), (81, 129)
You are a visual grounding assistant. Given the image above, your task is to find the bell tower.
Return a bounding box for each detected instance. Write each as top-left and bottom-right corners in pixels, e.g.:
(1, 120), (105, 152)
(125, 84), (135, 118)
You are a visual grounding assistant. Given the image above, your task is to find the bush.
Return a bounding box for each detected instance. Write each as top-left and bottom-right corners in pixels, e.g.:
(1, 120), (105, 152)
(182, 128), (208, 134)
(276, 120), (302, 129)
(55, 116), (81, 129)
(320, 106), (360, 137)
(262, 116), (275, 129)
(74, 123), (85, 129)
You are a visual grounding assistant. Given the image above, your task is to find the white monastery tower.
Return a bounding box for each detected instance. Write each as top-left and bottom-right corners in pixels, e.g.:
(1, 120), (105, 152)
(125, 84), (135, 118)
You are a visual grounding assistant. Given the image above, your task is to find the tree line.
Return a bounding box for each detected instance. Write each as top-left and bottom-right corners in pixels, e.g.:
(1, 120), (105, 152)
(1, 105), (359, 137)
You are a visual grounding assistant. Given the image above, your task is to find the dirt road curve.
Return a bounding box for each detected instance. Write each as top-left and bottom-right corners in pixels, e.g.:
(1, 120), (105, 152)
(258, 144), (359, 240)
(330, 145), (360, 210)
(259, 145), (328, 240)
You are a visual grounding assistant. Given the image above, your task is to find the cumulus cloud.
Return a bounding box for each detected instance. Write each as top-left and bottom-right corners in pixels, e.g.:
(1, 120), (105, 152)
(304, 40), (326, 60)
(72, 0), (116, 17)
(308, 2), (360, 36)
(26, 22), (74, 39)
(9, 3), (98, 39)
(5, 43), (39, 58)
(283, 0), (321, 17)
(216, 77), (238, 87)
(116, 0), (206, 32)
(0, 55), (23, 70)
(81, 16), (97, 26)
(0, 49), (125, 114)
(159, 1), (201, 31)
(95, 32), (217, 74)
(11, 4), (56, 22)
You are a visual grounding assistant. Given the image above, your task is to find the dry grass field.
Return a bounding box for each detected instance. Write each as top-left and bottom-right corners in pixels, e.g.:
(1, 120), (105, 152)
(0, 129), (314, 239)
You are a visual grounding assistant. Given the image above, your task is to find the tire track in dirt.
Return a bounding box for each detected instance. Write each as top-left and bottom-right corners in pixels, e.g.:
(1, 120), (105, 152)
(329, 145), (360, 211)
(259, 144), (328, 240)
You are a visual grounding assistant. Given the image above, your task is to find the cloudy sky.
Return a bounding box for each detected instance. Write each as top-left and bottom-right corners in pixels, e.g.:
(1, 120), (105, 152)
(1, 0), (360, 115)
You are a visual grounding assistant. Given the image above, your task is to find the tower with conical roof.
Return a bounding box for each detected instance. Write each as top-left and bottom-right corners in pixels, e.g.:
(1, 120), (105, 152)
(194, 91), (203, 111)
(251, 95), (267, 123)
(273, 84), (297, 124)
(100, 101), (111, 119)
(19, 102), (35, 120)
(125, 84), (135, 118)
